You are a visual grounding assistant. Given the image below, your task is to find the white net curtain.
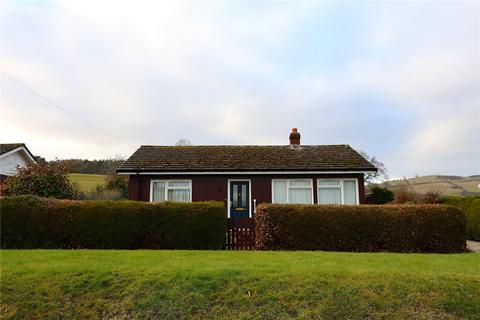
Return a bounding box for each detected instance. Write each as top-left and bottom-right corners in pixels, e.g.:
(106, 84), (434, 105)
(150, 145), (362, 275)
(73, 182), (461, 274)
(273, 179), (358, 205)
(152, 180), (191, 203)
(273, 180), (312, 204)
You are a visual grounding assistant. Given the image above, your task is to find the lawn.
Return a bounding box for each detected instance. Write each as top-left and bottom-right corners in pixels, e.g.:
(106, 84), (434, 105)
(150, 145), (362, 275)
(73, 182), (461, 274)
(1, 250), (479, 320)
(68, 173), (107, 192)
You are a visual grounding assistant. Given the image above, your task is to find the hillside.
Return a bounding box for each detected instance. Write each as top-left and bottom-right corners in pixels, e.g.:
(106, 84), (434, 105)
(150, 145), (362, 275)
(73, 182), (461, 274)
(384, 175), (480, 196)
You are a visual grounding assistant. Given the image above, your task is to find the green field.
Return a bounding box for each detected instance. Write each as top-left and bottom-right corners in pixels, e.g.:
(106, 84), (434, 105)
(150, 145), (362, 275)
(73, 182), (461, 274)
(1, 250), (479, 319)
(385, 175), (480, 196)
(68, 173), (107, 192)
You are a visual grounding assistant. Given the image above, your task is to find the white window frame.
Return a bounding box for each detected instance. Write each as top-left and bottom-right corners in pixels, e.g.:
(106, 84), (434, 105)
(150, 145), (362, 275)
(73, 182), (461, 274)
(149, 179), (192, 203)
(271, 179), (314, 204)
(317, 178), (359, 205)
(227, 179), (252, 218)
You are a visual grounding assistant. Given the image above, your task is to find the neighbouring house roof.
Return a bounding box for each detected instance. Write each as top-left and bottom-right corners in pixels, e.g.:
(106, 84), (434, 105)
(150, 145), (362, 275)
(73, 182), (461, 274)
(117, 145), (377, 173)
(0, 143), (36, 161)
(0, 143), (25, 155)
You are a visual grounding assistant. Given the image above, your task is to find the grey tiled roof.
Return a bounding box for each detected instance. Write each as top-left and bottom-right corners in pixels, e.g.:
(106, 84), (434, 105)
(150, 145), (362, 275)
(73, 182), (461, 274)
(117, 145), (377, 173)
(0, 143), (26, 155)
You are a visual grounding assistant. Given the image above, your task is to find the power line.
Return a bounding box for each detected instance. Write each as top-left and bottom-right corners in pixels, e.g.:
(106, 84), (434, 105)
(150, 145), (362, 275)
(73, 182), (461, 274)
(1, 70), (127, 145)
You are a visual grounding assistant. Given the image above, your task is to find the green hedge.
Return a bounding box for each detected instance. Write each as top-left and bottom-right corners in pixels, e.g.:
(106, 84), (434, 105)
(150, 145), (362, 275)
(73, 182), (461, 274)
(441, 196), (480, 241)
(1, 196), (226, 249)
(255, 204), (466, 253)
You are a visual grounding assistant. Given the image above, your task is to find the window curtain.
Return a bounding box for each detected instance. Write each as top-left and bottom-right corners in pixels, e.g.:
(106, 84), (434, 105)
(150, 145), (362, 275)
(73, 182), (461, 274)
(318, 188), (341, 204)
(152, 181), (165, 202)
(343, 180), (357, 205)
(318, 179), (340, 186)
(289, 188), (312, 204)
(289, 180), (310, 187)
(169, 181), (189, 188)
(273, 181), (287, 203)
(168, 189), (190, 202)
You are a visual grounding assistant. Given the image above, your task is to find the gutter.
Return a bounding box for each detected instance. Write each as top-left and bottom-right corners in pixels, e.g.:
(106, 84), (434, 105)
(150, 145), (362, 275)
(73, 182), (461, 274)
(116, 170), (377, 175)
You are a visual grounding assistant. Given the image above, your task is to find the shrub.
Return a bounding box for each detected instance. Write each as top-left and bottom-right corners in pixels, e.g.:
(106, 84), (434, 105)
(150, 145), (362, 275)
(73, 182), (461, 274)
(81, 174), (128, 200)
(423, 191), (442, 204)
(255, 204), (466, 253)
(390, 182), (421, 204)
(393, 188), (420, 204)
(104, 174), (128, 198)
(85, 184), (124, 200)
(441, 196), (480, 241)
(2, 162), (80, 199)
(365, 186), (394, 204)
(1, 196), (226, 249)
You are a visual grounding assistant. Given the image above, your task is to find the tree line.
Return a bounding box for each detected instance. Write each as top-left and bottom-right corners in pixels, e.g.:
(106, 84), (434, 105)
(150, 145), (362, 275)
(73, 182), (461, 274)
(45, 158), (125, 174)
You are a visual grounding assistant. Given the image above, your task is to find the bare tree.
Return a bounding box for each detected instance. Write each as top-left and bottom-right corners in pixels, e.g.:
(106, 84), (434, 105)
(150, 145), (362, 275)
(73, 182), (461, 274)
(358, 150), (389, 183)
(175, 139), (192, 146)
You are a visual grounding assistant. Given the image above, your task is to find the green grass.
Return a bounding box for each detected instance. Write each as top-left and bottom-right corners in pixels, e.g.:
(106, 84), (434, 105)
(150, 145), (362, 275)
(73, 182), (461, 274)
(1, 250), (479, 319)
(68, 173), (107, 192)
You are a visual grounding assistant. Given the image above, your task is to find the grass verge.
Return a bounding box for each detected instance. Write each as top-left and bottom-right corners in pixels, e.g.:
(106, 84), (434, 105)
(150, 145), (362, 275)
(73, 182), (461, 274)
(1, 250), (479, 319)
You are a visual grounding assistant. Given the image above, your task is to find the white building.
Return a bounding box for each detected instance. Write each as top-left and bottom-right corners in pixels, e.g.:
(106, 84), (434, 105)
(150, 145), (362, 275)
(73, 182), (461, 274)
(0, 143), (36, 178)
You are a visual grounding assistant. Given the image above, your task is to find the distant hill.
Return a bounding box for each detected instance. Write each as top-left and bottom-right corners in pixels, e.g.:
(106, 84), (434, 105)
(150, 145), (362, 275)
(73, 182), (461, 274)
(382, 175), (480, 196)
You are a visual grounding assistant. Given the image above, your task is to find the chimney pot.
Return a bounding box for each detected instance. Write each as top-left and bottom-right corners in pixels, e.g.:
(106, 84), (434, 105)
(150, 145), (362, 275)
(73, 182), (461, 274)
(289, 128), (301, 145)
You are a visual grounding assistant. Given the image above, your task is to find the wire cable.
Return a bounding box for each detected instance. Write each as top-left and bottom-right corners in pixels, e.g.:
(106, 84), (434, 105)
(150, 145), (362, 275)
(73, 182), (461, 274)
(1, 69), (127, 145)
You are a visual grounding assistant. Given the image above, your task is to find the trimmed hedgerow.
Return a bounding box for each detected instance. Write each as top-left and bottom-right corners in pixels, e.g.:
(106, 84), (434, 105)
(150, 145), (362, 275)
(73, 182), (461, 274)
(255, 204), (466, 253)
(1, 196), (226, 249)
(442, 196), (480, 241)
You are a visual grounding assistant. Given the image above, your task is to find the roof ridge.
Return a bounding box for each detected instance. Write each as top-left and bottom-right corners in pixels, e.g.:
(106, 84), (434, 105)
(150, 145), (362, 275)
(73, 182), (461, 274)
(0, 143), (32, 157)
(0, 143), (25, 146)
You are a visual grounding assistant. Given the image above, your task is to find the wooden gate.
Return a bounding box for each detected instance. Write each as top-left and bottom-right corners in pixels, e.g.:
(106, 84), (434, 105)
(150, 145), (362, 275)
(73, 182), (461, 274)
(226, 218), (255, 250)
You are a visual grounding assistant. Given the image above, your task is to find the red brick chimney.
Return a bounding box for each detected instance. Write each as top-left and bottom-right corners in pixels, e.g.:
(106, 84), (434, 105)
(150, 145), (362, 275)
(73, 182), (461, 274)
(289, 128), (301, 145)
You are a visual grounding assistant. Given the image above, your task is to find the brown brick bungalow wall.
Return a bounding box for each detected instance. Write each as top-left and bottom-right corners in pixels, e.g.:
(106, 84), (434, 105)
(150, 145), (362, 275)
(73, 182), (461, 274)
(128, 174), (365, 206)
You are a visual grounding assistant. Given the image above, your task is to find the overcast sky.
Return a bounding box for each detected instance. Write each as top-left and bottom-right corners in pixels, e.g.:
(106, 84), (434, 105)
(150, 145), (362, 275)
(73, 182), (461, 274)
(1, 1), (479, 178)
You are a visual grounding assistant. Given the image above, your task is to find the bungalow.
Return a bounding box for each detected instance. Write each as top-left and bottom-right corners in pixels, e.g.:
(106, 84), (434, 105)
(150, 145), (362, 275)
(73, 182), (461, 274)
(117, 129), (377, 218)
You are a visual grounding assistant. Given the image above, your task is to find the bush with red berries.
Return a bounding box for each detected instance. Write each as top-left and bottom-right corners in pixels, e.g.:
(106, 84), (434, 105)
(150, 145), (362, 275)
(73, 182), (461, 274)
(2, 162), (80, 199)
